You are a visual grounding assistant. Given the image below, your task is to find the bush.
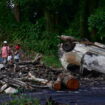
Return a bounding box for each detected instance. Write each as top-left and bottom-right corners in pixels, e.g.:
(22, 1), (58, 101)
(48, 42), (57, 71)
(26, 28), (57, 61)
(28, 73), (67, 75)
(0, 1), (61, 55)
(9, 20), (60, 55)
(88, 8), (105, 42)
(64, 13), (81, 39)
(3, 96), (41, 105)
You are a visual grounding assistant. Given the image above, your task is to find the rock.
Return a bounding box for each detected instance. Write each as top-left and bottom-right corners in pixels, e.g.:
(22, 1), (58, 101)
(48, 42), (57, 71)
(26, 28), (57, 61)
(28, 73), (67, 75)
(0, 64), (5, 70)
(4, 87), (18, 94)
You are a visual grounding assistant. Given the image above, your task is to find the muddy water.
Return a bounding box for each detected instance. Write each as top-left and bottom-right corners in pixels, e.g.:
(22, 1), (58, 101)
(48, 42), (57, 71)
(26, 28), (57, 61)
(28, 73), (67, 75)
(1, 78), (105, 105)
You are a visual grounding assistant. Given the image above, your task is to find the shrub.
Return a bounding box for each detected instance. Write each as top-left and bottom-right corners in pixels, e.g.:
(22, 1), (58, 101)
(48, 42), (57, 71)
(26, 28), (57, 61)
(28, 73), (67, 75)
(88, 8), (105, 42)
(3, 96), (41, 105)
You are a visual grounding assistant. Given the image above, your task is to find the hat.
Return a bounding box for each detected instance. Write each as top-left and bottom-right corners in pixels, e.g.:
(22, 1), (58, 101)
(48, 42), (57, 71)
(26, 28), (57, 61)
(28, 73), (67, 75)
(15, 45), (20, 50)
(3, 41), (7, 44)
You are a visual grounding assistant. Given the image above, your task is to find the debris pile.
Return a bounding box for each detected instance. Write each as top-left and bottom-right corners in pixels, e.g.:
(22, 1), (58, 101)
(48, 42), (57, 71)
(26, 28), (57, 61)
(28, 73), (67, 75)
(0, 54), (79, 94)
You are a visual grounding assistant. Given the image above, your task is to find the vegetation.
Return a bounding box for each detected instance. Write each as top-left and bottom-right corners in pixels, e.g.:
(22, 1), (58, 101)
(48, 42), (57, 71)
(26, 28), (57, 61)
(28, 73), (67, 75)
(3, 97), (42, 105)
(2, 95), (40, 105)
(42, 55), (61, 68)
(0, 0), (105, 57)
(88, 7), (105, 42)
(3, 95), (68, 105)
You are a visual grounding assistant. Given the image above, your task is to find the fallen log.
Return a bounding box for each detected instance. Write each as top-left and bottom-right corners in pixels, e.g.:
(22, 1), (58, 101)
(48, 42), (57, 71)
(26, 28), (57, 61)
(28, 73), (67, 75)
(62, 75), (80, 90)
(58, 35), (105, 74)
(27, 72), (64, 91)
(52, 73), (80, 91)
(3, 78), (27, 88)
(16, 54), (42, 65)
(0, 84), (8, 92)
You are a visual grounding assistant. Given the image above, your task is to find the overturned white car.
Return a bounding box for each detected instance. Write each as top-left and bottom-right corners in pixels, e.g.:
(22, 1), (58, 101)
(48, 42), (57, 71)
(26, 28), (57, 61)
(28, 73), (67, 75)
(58, 35), (105, 75)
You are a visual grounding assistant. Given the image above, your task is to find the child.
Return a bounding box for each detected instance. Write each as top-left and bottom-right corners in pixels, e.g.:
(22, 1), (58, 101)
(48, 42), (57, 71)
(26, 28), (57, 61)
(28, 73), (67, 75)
(7, 51), (13, 64)
(14, 44), (21, 63)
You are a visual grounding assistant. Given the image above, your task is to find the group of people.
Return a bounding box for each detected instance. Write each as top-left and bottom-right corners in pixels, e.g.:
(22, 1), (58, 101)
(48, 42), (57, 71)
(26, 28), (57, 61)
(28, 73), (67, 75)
(1, 41), (21, 64)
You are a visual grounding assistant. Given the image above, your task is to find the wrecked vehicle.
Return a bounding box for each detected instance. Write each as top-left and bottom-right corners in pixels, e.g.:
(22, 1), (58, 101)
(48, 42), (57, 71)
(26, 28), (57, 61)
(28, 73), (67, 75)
(58, 35), (105, 75)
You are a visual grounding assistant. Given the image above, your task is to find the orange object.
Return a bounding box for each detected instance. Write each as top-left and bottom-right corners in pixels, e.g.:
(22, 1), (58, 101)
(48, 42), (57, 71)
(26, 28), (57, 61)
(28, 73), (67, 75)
(63, 75), (80, 91)
(53, 81), (61, 91)
(66, 78), (80, 91)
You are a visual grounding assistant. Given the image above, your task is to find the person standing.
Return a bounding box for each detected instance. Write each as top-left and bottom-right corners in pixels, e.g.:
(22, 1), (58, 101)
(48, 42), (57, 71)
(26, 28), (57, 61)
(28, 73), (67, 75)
(7, 45), (14, 64)
(1, 41), (10, 64)
(14, 44), (21, 63)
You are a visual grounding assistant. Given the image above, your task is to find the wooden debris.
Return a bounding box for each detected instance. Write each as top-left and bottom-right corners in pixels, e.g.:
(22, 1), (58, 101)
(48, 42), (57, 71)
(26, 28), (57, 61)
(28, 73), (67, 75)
(53, 77), (62, 91)
(52, 73), (80, 91)
(62, 75), (80, 90)
(0, 84), (8, 92)
(28, 72), (49, 84)
(0, 53), (80, 94)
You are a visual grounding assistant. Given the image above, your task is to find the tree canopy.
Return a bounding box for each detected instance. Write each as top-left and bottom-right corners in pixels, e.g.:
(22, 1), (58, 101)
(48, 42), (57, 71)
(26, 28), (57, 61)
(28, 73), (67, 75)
(0, 0), (105, 54)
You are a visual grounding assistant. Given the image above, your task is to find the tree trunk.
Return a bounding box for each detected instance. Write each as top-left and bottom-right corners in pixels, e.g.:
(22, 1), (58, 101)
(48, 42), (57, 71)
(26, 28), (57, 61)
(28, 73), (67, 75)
(80, 0), (89, 38)
(89, 0), (99, 40)
(12, 4), (20, 22)
(63, 75), (80, 90)
(44, 10), (58, 32)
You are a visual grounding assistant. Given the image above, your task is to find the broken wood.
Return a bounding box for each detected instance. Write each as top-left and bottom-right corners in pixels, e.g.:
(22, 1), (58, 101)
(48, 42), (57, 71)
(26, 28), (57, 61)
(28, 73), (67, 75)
(52, 73), (80, 91)
(0, 84), (8, 92)
(28, 72), (49, 84)
(28, 72), (62, 90)
(3, 78), (27, 88)
(52, 77), (62, 91)
(0, 52), (80, 94)
(16, 54), (42, 65)
(62, 75), (80, 90)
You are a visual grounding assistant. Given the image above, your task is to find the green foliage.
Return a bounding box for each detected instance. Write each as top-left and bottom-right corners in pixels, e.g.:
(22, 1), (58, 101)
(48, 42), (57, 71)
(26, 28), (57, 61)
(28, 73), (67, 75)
(42, 55), (61, 68)
(23, 32), (59, 54)
(0, 0), (61, 55)
(8, 18), (59, 54)
(3, 96), (41, 105)
(64, 27), (80, 39)
(2, 0), (104, 56)
(3, 95), (65, 105)
(64, 12), (81, 39)
(18, 0), (74, 11)
(88, 8), (105, 41)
